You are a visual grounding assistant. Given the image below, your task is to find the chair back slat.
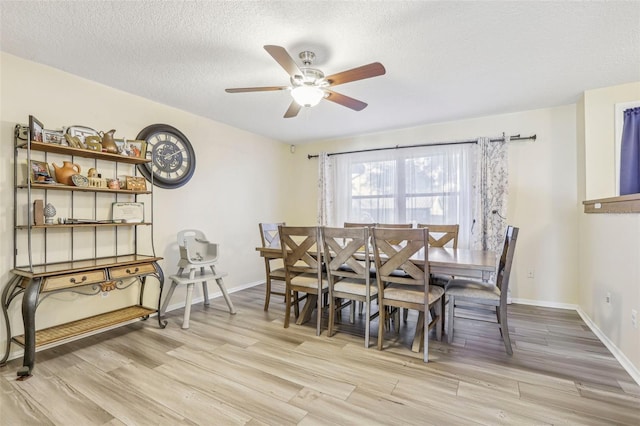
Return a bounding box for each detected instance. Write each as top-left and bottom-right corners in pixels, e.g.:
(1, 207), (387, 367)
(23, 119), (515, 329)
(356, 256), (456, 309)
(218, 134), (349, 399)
(372, 228), (429, 287)
(322, 226), (370, 282)
(417, 224), (459, 249)
(259, 222), (284, 248)
(279, 226), (321, 274)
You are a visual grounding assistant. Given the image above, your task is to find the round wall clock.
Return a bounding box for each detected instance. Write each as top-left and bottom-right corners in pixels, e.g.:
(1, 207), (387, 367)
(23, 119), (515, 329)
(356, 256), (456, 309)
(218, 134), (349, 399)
(136, 124), (196, 189)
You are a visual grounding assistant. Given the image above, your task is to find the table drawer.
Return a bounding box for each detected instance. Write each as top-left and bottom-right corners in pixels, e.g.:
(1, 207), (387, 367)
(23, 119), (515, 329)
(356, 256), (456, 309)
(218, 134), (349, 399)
(109, 263), (156, 279)
(42, 270), (107, 291)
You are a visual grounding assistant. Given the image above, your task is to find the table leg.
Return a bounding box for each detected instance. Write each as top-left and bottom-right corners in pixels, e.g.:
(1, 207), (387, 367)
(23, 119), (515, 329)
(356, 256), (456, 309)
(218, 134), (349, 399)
(18, 278), (42, 378)
(1, 275), (23, 366)
(296, 294), (317, 325)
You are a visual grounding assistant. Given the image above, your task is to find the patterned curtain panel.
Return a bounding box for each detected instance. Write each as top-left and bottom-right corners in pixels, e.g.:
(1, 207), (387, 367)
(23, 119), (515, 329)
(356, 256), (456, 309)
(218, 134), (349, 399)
(471, 136), (509, 254)
(317, 152), (334, 225)
(620, 107), (640, 195)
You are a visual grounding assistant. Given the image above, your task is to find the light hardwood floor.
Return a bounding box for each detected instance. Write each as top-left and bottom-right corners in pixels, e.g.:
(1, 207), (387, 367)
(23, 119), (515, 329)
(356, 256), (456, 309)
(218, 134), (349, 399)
(2, 284), (639, 425)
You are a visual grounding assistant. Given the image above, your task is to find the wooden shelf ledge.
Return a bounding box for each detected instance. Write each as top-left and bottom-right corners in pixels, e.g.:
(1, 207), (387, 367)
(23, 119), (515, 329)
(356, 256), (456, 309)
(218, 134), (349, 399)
(12, 305), (155, 348)
(583, 193), (640, 214)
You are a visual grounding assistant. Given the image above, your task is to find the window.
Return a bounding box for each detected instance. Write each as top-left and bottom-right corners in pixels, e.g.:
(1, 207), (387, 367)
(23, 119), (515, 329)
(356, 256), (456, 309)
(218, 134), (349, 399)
(333, 144), (474, 247)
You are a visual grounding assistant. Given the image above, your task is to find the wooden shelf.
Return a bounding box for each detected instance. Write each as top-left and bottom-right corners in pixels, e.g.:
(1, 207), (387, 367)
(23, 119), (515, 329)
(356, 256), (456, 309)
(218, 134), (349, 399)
(583, 193), (640, 214)
(19, 183), (151, 194)
(12, 306), (155, 348)
(12, 254), (162, 279)
(18, 141), (150, 165)
(16, 222), (152, 230)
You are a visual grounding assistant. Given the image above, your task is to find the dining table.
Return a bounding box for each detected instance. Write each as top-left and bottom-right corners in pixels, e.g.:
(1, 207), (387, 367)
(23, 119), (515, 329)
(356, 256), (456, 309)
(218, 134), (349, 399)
(255, 245), (496, 351)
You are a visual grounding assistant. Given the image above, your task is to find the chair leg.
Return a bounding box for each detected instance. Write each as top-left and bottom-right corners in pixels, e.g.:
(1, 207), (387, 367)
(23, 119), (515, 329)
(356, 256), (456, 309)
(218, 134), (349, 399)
(435, 299), (443, 342)
(440, 296), (446, 335)
(378, 303), (386, 350)
(499, 304), (513, 355)
(284, 285), (292, 329)
(403, 308), (408, 322)
(263, 277), (272, 311)
(423, 306), (429, 363)
(447, 295), (455, 343)
(364, 298), (370, 348)
(316, 291), (322, 336)
(328, 294), (336, 337)
(201, 266), (210, 306)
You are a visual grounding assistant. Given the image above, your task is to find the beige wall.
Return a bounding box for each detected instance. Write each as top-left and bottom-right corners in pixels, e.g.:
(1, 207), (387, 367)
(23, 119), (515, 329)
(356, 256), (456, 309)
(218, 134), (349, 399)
(290, 105), (580, 306)
(579, 83), (640, 374)
(0, 53), (291, 355)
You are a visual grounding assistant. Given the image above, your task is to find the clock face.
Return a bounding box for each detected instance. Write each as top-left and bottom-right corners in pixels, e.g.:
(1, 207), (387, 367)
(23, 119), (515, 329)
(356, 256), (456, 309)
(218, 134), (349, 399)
(136, 124), (196, 189)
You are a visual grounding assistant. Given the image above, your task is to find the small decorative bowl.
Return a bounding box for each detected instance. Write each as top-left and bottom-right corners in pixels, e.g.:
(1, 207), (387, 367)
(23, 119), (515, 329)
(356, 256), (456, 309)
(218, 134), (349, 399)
(71, 174), (89, 187)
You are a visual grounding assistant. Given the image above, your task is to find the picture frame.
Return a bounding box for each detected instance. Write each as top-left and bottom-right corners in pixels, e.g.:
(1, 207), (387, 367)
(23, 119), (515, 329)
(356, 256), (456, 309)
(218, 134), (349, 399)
(43, 129), (65, 145)
(29, 115), (44, 143)
(29, 160), (54, 184)
(112, 202), (144, 223)
(127, 140), (147, 158)
(114, 139), (127, 155)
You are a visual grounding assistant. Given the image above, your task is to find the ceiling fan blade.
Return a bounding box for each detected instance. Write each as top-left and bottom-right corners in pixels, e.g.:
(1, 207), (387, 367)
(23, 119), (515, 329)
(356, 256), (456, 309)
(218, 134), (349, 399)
(284, 101), (302, 118)
(264, 45), (302, 78)
(324, 89), (368, 111)
(325, 62), (386, 87)
(225, 86), (288, 93)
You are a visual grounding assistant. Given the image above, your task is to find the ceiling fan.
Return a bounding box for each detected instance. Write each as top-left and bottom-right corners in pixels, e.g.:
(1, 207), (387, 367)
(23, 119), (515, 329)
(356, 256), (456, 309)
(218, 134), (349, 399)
(225, 45), (386, 118)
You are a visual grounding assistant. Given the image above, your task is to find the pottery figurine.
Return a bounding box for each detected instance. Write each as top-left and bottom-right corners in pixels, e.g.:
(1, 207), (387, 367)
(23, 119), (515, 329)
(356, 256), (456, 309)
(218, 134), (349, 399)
(100, 129), (119, 154)
(52, 161), (81, 185)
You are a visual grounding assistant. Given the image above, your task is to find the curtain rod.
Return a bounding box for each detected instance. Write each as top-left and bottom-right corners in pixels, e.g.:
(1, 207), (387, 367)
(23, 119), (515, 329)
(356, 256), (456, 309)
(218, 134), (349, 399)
(307, 133), (537, 159)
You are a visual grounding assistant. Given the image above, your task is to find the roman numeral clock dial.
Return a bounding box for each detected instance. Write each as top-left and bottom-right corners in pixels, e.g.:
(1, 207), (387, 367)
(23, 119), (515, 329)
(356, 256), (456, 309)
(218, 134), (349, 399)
(136, 124), (196, 189)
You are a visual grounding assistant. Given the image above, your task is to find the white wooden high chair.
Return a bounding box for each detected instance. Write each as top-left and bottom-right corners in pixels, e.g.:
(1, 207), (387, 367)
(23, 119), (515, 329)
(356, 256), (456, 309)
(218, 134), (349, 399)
(161, 229), (236, 329)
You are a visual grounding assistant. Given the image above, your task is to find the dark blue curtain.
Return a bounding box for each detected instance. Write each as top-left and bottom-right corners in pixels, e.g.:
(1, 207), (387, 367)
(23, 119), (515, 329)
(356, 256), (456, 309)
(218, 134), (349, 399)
(620, 107), (640, 195)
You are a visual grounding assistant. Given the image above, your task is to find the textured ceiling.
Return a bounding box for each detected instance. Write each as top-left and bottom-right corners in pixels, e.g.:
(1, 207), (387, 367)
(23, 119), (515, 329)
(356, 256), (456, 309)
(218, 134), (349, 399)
(1, 1), (639, 143)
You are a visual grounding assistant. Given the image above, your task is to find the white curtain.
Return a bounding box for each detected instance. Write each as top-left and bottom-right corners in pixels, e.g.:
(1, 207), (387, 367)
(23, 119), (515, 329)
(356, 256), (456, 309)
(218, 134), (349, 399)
(329, 144), (475, 248)
(470, 137), (509, 253)
(317, 152), (333, 225)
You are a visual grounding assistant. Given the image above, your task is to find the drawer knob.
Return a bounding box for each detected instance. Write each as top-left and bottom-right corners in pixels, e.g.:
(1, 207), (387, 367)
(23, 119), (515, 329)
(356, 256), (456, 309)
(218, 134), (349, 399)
(125, 267), (140, 275)
(69, 276), (87, 284)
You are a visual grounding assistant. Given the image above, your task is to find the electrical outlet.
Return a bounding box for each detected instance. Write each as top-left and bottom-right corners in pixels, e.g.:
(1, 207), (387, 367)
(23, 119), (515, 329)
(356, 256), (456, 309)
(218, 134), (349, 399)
(605, 292), (611, 304)
(632, 309), (638, 329)
(101, 291), (109, 298)
(526, 270), (534, 279)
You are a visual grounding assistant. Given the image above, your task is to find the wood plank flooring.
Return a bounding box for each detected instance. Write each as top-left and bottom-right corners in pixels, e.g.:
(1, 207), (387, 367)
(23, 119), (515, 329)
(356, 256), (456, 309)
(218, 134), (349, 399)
(2, 284), (639, 425)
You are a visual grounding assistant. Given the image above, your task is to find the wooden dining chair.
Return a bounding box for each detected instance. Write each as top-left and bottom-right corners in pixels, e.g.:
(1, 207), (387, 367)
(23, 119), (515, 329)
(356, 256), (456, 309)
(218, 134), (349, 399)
(415, 224), (460, 327)
(279, 225), (328, 336)
(445, 226), (519, 355)
(322, 226), (378, 347)
(371, 227), (444, 362)
(258, 222), (288, 312)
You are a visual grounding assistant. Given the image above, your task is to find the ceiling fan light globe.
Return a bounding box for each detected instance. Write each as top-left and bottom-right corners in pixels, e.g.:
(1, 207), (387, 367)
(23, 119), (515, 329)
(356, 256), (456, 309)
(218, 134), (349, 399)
(291, 85), (324, 107)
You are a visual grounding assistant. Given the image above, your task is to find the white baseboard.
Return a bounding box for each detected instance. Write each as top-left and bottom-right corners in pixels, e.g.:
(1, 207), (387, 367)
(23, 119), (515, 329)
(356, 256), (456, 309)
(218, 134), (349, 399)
(512, 298), (639, 385)
(163, 279), (263, 312)
(511, 298), (578, 310)
(575, 306), (640, 386)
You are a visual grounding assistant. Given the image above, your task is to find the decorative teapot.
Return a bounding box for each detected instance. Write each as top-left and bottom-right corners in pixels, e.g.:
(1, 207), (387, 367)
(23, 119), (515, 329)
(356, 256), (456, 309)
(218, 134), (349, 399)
(52, 161), (81, 185)
(100, 129), (119, 154)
